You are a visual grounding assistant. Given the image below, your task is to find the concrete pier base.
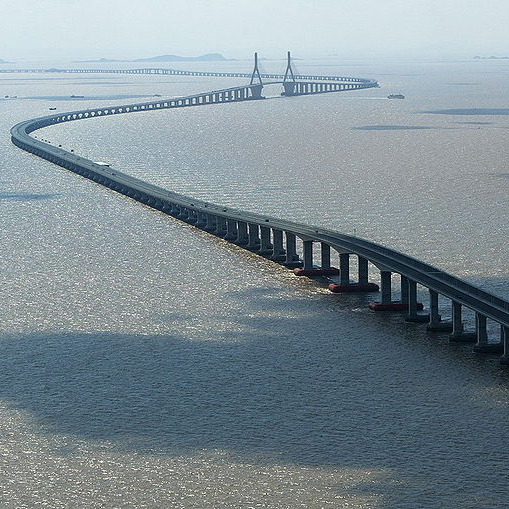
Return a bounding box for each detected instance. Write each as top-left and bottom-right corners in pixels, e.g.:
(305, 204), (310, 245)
(427, 321), (453, 332)
(473, 343), (503, 354)
(449, 332), (477, 343)
(328, 282), (379, 293)
(283, 232), (301, 268)
(499, 325), (509, 364)
(271, 230), (286, 261)
(294, 267), (340, 276)
(282, 260), (303, 269)
(405, 313), (430, 323)
(369, 301), (423, 312)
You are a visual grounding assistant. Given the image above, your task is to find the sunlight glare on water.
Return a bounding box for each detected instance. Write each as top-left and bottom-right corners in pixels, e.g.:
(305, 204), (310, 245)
(1, 57), (509, 508)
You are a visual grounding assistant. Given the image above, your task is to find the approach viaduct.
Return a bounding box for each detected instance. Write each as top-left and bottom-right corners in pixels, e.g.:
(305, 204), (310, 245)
(9, 53), (509, 364)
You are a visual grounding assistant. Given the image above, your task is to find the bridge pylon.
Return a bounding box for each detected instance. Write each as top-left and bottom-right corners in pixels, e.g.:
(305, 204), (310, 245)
(283, 51), (296, 83)
(248, 52), (264, 99)
(249, 52), (263, 85)
(282, 51), (297, 96)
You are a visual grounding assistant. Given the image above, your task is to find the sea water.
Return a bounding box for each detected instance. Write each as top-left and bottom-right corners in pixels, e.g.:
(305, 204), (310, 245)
(0, 57), (508, 508)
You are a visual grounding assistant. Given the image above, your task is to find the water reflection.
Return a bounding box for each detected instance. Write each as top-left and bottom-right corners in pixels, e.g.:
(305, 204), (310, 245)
(354, 125), (435, 131)
(0, 192), (58, 201)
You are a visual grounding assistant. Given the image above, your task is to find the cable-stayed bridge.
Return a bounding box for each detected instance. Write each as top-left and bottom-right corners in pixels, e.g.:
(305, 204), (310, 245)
(9, 52), (509, 365)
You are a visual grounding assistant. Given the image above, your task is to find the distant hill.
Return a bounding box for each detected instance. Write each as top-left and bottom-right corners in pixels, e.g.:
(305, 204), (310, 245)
(76, 53), (232, 64)
(474, 55), (509, 60)
(134, 53), (231, 62)
(77, 57), (129, 63)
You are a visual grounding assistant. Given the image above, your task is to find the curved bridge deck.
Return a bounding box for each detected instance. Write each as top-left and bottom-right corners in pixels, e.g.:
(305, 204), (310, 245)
(9, 60), (509, 364)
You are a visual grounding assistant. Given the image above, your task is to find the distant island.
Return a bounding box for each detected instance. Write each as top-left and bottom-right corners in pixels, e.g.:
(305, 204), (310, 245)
(77, 53), (233, 63)
(135, 53), (231, 62)
(474, 55), (509, 60)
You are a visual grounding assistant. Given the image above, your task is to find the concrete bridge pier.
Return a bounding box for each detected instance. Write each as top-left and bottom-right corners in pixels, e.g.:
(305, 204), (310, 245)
(400, 275), (409, 306)
(500, 326), (509, 364)
(406, 279), (429, 322)
(249, 84), (264, 99)
(177, 205), (189, 220)
(321, 243), (331, 269)
(368, 270), (413, 310)
(214, 216), (227, 237)
(259, 226), (273, 256)
(339, 253), (350, 285)
(246, 223), (261, 251)
(235, 221), (249, 246)
(271, 229), (286, 261)
(224, 219), (238, 241)
(282, 82), (297, 96)
(328, 255), (379, 293)
(204, 213), (217, 232)
(358, 256), (369, 284)
(380, 271), (392, 305)
(427, 290), (453, 331)
(473, 313), (503, 353)
(195, 211), (208, 227)
(449, 301), (476, 342)
(187, 209), (198, 224)
(302, 240), (314, 270)
(283, 232), (301, 268)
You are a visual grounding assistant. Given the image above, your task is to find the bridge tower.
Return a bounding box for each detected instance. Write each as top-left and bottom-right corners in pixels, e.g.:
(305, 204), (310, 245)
(282, 51), (297, 96)
(250, 52), (263, 85)
(249, 52), (264, 99)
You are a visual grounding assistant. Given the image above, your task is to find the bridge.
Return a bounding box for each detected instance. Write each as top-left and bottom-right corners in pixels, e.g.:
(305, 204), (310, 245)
(9, 53), (509, 365)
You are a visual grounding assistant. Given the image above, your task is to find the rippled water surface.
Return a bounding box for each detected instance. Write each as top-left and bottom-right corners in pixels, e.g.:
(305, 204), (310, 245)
(1, 57), (509, 508)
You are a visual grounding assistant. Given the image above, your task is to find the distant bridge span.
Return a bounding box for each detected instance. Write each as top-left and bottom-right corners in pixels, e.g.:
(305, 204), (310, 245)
(9, 53), (509, 365)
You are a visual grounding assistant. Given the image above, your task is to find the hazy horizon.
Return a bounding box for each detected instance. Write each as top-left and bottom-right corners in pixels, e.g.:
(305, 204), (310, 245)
(1, 0), (509, 62)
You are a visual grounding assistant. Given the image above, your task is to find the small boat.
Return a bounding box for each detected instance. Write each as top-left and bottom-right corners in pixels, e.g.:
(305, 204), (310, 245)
(388, 94), (405, 99)
(49, 107), (57, 110)
(70, 94), (84, 98)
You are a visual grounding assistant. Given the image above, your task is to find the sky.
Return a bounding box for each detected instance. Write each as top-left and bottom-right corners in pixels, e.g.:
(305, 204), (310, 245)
(1, 0), (509, 61)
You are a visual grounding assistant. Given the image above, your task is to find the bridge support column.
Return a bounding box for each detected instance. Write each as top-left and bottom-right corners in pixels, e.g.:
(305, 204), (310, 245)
(195, 212), (208, 227)
(449, 301), (464, 339)
(302, 240), (314, 270)
(473, 314), (503, 353)
(283, 82), (296, 96)
(204, 214), (217, 232)
(449, 301), (476, 342)
(358, 256), (368, 284)
(236, 221), (249, 246)
(284, 232), (301, 268)
(406, 280), (429, 322)
(368, 270), (401, 310)
(177, 206), (189, 221)
(500, 326), (509, 364)
(339, 254), (350, 285)
(380, 271), (392, 305)
(187, 209), (198, 224)
(249, 84), (264, 99)
(247, 223), (260, 251)
(224, 219), (238, 240)
(321, 243), (331, 269)
(271, 229), (286, 261)
(215, 216), (227, 236)
(427, 290), (452, 331)
(400, 275), (409, 305)
(293, 238), (339, 275)
(406, 280), (417, 317)
(259, 226), (273, 255)
(328, 254), (379, 293)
